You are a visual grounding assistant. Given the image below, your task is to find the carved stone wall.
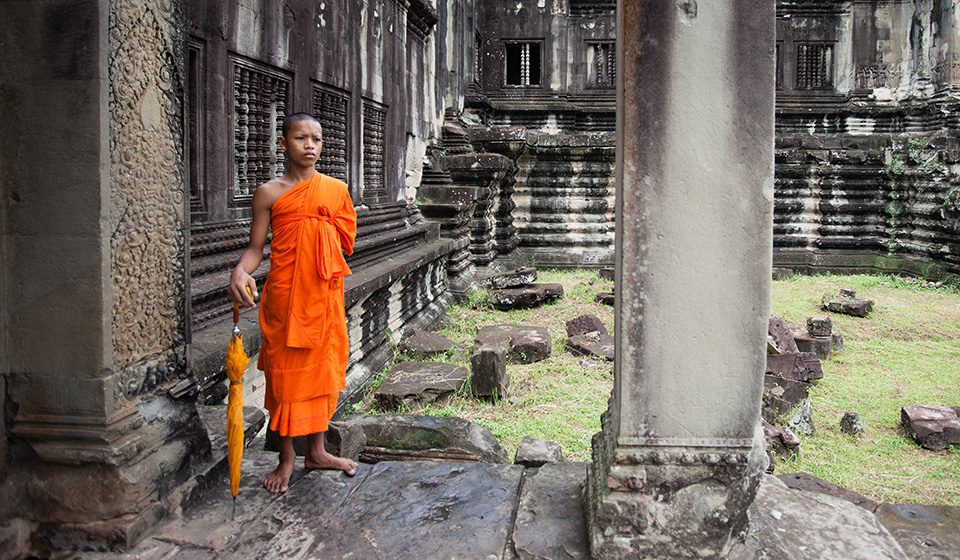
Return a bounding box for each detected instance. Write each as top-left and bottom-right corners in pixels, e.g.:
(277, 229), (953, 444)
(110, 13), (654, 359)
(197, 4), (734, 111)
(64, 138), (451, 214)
(109, 0), (190, 395)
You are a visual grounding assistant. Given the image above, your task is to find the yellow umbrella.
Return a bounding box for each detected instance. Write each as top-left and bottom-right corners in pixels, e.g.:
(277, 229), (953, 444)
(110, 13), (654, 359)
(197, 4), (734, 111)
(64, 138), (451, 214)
(226, 288), (252, 498)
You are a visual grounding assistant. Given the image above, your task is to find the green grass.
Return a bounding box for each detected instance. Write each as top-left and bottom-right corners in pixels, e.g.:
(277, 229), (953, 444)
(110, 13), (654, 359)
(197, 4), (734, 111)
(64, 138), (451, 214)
(355, 270), (960, 505)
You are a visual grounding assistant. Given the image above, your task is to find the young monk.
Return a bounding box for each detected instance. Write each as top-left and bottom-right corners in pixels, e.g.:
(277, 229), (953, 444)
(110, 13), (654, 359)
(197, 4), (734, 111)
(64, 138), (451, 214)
(228, 112), (358, 494)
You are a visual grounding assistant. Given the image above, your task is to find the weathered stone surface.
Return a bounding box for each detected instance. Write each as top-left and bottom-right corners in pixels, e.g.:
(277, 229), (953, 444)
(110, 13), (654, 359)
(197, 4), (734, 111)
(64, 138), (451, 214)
(901, 405), (960, 450)
(373, 361), (469, 411)
(471, 337), (510, 400)
(763, 374), (811, 417)
(598, 267), (614, 281)
(794, 334), (832, 361)
(765, 352), (823, 382)
(840, 412), (864, 436)
(479, 267), (537, 290)
(763, 420), (800, 461)
(307, 461), (524, 559)
(264, 421), (366, 462)
(594, 291), (614, 306)
(728, 475), (908, 560)
(823, 291), (875, 317)
(832, 331), (845, 353)
(874, 504), (960, 560)
(475, 324), (552, 364)
(512, 462), (588, 560)
(768, 316), (800, 355)
(806, 315), (833, 337)
(489, 283), (563, 310)
(788, 399), (816, 436)
(345, 414), (510, 464)
(566, 331), (615, 362)
(514, 436), (565, 467)
(772, 268), (795, 280)
(565, 314), (608, 338)
(777, 472), (879, 511)
(398, 328), (457, 359)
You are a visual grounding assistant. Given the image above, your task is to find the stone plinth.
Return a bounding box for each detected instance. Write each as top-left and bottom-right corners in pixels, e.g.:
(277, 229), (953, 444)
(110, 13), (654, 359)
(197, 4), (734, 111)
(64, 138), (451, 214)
(586, 1), (774, 558)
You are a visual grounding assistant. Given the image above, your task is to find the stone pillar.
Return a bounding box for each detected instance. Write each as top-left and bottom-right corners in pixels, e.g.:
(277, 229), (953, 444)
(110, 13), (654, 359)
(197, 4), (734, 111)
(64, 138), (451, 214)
(1, 0), (208, 551)
(585, 1), (774, 559)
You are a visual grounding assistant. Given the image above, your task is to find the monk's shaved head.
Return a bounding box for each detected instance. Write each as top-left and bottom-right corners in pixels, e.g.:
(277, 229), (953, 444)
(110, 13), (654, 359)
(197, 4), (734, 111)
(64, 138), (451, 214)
(282, 112), (322, 138)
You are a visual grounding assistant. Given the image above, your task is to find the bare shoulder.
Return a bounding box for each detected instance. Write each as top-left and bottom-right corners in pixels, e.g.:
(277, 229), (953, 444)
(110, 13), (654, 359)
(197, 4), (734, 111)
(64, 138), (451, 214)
(253, 177), (294, 209)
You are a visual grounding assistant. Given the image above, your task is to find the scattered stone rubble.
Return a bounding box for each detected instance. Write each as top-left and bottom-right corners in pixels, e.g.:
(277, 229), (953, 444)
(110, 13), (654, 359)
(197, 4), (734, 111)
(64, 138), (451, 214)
(470, 324), (552, 400)
(373, 361), (469, 411)
(565, 314), (614, 361)
(398, 328), (457, 359)
(513, 435), (565, 467)
(900, 405), (960, 451)
(822, 288), (874, 318)
(344, 414), (510, 464)
(481, 268), (564, 310)
(840, 412), (863, 436)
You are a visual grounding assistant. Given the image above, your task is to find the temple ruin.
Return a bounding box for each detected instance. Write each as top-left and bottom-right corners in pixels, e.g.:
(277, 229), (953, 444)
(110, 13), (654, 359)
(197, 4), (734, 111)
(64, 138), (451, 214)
(2, 0), (960, 555)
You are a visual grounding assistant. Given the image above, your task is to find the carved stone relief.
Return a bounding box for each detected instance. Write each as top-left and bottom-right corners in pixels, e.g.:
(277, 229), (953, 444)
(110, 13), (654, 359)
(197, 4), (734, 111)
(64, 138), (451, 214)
(108, 0), (187, 384)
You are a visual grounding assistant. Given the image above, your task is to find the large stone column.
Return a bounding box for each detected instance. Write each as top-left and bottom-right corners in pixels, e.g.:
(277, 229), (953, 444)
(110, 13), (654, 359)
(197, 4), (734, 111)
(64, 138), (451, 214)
(1, 0), (208, 550)
(585, 1), (775, 558)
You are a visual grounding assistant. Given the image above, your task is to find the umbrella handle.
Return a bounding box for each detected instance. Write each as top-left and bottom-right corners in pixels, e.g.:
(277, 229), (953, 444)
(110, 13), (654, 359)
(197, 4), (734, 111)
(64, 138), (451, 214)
(233, 286), (254, 324)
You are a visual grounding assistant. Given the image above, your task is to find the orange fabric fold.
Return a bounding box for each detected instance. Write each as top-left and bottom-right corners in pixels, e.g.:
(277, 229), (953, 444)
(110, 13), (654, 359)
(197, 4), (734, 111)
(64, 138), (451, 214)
(257, 173), (357, 438)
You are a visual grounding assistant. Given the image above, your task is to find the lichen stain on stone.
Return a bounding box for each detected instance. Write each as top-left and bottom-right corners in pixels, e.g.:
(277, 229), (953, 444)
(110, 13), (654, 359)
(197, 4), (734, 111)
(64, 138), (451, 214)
(677, 0), (697, 25)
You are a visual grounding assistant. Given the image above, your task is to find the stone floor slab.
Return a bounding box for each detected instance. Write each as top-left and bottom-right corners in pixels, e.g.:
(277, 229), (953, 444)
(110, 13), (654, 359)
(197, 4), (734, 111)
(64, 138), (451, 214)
(512, 462), (588, 560)
(308, 461), (524, 559)
(874, 504), (960, 560)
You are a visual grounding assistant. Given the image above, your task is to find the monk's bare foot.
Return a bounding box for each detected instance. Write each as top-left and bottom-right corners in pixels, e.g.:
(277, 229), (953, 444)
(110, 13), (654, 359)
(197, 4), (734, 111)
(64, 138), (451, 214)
(263, 460), (294, 494)
(305, 451), (357, 477)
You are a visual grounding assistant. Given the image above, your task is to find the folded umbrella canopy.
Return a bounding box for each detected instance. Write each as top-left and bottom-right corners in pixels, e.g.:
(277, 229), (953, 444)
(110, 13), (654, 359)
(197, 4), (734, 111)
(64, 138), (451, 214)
(225, 290), (252, 498)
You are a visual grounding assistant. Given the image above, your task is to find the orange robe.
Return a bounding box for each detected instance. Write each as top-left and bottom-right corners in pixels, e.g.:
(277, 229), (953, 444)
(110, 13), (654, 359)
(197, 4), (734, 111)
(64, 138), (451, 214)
(258, 172), (357, 437)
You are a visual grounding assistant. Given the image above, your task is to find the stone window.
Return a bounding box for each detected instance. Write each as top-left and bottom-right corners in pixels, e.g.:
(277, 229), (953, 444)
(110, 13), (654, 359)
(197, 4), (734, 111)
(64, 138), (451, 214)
(587, 42), (616, 87)
(796, 42), (833, 90)
(187, 39), (205, 215)
(232, 59), (290, 202)
(362, 100), (388, 202)
(312, 85), (349, 183)
(504, 41), (542, 86)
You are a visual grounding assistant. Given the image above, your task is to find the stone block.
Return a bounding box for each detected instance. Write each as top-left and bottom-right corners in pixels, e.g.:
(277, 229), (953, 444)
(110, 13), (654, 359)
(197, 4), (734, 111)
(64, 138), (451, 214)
(373, 361), (468, 411)
(831, 331), (844, 353)
(475, 324), (551, 364)
(489, 283), (563, 310)
(763, 375), (811, 416)
(594, 291), (615, 306)
(788, 399), (815, 436)
(768, 316), (800, 355)
(479, 267), (537, 290)
(566, 332), (615, 362)
(471, 337), (510, 400)
(514, 435), (565, 467)
(397, 328), (456, 359)
(901, 405), (960, 450)
(822, 289), (874, 318)
(794, 334), (832, 361)
(344, 414), (509, 463)
(772, 267), (794, 280)
(565, 314), (608, 337)
(777, 472), (878, 511)
(264, 421), (365, 462)
(806, 316), (833, 337)
(598, 267), (614, 281)
(512, 462), (588, 560)
(763, 420), (800, 460)
(840, 412), (863, 436)
(765, 352), (823, 382)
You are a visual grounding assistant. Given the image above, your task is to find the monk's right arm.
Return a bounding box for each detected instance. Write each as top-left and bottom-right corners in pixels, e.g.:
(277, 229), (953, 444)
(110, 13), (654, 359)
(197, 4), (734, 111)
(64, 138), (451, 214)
(228, 187), (273, 307)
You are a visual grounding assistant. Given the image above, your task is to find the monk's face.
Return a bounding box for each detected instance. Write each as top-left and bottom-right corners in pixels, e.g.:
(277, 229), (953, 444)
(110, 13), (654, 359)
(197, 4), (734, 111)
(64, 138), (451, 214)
(281, 119), (323, 168)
